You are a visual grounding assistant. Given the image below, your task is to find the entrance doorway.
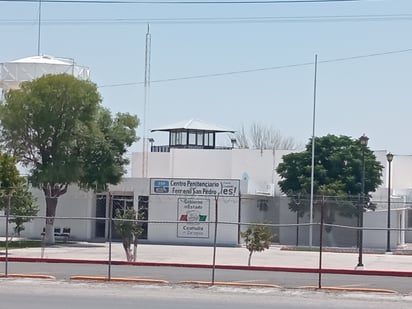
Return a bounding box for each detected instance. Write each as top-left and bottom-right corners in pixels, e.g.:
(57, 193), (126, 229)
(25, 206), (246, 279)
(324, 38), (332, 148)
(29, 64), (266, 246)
(138, 196), (149, 239)
(94, 194), (149, 240)
(95, 194), (107, 238)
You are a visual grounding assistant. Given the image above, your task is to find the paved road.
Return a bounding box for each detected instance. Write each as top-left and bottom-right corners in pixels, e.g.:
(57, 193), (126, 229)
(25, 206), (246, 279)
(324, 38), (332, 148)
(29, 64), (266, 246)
(1, 279), (412, 309)
(5, 262), (412, 294)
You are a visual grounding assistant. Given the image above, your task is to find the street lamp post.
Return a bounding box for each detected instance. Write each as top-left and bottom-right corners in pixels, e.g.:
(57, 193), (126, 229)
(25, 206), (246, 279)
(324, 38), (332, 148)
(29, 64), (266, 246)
(357, 134), (369, 268)
(230, 138), (237, 149)
(148, 138), (155, 152)
(386, 152), (394, 253)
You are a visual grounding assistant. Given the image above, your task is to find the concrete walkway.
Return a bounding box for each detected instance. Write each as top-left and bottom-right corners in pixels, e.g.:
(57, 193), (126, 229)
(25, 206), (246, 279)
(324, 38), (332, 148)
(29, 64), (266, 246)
(4, 242), (412, 273)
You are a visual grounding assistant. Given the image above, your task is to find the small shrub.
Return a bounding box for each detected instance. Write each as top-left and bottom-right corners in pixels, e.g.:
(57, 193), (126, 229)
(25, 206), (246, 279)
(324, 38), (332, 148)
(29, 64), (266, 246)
(241, 224), (273, 266)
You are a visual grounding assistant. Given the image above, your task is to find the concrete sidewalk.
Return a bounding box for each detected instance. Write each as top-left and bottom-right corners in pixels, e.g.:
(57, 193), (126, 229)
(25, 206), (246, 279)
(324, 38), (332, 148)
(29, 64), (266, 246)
(4, 242), (412, 273)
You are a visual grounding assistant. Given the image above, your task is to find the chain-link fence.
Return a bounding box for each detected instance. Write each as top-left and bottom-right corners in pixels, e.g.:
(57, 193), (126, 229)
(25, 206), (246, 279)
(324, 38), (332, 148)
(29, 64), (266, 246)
(1, 211), (412, 288)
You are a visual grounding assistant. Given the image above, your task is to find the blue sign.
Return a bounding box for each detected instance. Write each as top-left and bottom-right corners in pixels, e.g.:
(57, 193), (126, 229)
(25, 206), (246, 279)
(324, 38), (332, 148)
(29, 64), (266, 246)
(153, 180), (170, 193)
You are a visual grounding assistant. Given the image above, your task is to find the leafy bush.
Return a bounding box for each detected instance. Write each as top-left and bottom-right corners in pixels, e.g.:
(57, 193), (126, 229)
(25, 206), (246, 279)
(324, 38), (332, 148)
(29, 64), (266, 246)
(241, 224), (273, 266)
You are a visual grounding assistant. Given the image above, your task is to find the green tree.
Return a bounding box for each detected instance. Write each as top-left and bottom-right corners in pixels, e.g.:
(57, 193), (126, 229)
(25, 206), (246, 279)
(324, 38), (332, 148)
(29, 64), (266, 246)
(276, 134), (383, 227)
(240, 224), (273, 266)
(8, 186), (39, 237)
(0, 152), (38, 237)
(77, 108), (138, 190)
(0, 74), (139, 244)
(114, 207), (143, 262)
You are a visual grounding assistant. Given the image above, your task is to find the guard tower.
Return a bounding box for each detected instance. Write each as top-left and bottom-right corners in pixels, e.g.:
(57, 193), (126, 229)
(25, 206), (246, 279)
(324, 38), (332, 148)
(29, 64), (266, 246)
(150, 119), (235, 152)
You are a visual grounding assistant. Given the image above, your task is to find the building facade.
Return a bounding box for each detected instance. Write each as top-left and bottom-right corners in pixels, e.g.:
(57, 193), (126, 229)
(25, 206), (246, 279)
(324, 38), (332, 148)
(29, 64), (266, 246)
(1, 121), (411, 249)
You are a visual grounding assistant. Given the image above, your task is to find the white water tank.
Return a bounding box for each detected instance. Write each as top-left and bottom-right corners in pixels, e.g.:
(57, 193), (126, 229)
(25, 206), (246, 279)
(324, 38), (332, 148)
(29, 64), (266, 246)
(0, 55), (90, 92)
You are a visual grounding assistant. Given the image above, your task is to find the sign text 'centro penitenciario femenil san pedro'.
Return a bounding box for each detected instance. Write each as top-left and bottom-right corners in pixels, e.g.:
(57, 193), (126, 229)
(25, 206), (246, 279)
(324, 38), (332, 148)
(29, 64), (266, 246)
(150, 178), (239, 197)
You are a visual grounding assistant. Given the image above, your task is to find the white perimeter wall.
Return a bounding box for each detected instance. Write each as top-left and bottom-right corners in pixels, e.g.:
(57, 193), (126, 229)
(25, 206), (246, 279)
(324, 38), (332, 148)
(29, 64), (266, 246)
(131, 148), (293, 196)
(111, 178), (240, 245)
(0, 185), (94, 240)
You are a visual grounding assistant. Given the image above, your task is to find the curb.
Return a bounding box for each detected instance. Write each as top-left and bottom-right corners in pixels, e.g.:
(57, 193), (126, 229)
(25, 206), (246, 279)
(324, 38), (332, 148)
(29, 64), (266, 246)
(300, 286), (397, 294)
(70, 275), (169, 284)
(0, 272), (398, 293)
(0, 274), (56, 280)
(179, 280), (280, 288)
(3, 256), (412, 278)
(281, 247), (412, 256)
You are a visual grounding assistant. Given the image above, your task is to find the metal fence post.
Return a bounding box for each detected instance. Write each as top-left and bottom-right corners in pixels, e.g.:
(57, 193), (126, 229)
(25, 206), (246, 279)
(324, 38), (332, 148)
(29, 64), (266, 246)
(211, 194), (219, 285)
(5, 194), (11, 277)
(108, 193), (113, 281)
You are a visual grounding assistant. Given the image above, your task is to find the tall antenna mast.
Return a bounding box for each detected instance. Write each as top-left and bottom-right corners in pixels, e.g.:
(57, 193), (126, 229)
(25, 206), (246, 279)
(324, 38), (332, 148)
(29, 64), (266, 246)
(142, 24), (151, 178)
(37, 0), (42, 55)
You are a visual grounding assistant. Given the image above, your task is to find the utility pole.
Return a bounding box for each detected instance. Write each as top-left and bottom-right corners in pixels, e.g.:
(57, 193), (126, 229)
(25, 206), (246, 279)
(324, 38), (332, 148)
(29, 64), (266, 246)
(142, 24), (151, 178)
(309, 54), (318, 247)
(37, 0), (42, 56)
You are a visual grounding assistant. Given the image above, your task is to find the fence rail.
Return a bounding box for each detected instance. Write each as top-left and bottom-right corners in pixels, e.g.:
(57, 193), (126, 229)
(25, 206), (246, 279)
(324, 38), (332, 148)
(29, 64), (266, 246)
(1, 215), (412, 288)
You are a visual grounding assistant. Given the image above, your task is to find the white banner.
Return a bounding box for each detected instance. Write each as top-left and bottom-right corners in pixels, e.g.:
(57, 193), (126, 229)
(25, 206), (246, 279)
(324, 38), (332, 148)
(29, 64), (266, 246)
(177, 198), (210, 238)
(151, 178), (239, 197)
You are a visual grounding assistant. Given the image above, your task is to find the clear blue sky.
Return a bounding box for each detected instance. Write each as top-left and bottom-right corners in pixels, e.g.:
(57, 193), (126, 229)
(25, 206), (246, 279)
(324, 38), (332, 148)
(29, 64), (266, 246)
(1, 0), (411, 154)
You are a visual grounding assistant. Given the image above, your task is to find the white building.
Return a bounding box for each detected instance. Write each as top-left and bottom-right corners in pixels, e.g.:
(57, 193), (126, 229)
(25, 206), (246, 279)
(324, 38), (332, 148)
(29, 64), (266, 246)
(1, 119), (410, 249)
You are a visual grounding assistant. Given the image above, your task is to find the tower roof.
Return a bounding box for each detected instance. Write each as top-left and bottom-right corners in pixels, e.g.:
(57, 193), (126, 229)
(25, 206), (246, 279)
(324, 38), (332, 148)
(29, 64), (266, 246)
(151, 119), (235, 133)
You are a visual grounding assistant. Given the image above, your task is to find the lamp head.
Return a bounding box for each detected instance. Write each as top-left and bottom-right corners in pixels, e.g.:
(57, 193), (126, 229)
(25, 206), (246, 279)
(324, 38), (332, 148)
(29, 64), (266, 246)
(230, 138), (237, 147)
(386, 152), (394, 163)
(359, 134), (369, 147)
